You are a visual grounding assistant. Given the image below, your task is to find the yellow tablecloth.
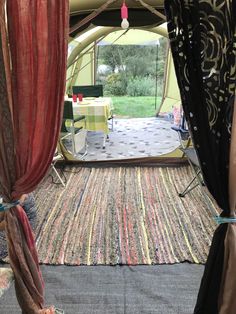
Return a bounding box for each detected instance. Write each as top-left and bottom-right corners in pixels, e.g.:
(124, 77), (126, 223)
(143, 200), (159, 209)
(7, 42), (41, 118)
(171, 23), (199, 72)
(73, 97), (113, 134)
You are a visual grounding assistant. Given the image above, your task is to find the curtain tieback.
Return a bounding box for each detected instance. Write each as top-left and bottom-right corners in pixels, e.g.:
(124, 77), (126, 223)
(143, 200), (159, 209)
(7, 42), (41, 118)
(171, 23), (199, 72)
(0, 200), (20, 212)
(214, 216), (236, 224)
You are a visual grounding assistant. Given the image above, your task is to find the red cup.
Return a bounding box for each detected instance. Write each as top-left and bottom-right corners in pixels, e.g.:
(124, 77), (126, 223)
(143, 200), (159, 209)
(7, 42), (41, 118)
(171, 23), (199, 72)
(78, 93), (83, 102)
(72, 94), (77, 102)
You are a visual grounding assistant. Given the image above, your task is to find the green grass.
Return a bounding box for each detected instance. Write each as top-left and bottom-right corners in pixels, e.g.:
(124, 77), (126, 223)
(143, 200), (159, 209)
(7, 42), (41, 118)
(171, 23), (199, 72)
(111, 96), (162, 118)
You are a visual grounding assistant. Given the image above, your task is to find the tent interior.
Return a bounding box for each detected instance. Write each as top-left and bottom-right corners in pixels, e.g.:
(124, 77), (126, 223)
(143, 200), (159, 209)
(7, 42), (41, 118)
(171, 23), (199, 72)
(0, 1), (235, 314)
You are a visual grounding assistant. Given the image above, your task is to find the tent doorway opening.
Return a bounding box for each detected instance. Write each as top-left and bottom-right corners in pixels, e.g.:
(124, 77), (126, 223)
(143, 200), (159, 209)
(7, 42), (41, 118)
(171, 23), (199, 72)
(65, 27), (182, 163)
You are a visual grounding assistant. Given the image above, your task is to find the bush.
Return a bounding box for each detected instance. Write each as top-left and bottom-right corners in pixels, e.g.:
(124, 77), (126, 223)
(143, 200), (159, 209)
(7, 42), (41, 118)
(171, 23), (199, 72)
(127, 76), (156, 96)
(104, 73), (127, 96)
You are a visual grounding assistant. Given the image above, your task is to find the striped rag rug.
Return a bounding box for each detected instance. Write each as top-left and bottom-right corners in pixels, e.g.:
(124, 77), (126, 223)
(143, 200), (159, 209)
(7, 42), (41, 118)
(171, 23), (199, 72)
(34, 166), (219, 265)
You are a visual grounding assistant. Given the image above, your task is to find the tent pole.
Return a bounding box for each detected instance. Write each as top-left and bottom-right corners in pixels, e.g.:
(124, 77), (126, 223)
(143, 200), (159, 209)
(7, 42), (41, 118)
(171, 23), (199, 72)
(68, 35), (107, 69)
(133, 0), (166, 21)
(67, 57), (83, 94)
(69, 0), (118, 35)
(67, 30), (129, 83)
(154, 41), (159, 111)
(94, 43), (99, 84)
(156, 42), (170, 116)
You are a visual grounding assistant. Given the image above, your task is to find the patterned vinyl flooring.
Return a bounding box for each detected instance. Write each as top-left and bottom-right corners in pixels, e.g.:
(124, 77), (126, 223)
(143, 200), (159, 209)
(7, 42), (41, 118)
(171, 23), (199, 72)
(84, 117), (180, 161)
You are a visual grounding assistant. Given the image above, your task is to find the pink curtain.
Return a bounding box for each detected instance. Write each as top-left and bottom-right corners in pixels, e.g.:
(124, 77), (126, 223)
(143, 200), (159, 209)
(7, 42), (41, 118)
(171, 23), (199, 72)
(8, 0), (69, 197)
(0, 0), (69, 312)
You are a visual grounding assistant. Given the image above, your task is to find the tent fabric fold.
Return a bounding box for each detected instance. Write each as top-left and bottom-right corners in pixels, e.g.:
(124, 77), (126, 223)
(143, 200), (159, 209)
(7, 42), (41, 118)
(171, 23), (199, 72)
(164, 0), (236, 313)
(0, 0), (69, 313)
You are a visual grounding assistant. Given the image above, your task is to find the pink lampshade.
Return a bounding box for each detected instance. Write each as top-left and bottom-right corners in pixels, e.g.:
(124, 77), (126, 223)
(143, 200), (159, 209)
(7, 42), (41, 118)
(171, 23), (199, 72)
(121, 2), (128, 19)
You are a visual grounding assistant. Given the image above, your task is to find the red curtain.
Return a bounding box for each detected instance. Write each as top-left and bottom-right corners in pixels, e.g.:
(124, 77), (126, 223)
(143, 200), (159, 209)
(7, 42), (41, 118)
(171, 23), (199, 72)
(0, 0), (69, 312)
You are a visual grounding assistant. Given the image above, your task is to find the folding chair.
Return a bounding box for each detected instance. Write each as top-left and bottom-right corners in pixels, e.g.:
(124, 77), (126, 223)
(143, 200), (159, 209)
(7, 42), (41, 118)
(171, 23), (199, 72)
(171, 115), (205, 197)
(51, 150), (66, 187)
(60, 100), (87, 159)
(72, 85), (104, 97)
(107, 112), (114, 131)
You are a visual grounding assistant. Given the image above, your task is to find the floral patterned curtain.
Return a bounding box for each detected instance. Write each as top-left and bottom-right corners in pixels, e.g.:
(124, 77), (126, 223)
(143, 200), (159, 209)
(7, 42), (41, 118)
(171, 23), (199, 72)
(164, 0), (236, 313)
(0, 0), (69, 312)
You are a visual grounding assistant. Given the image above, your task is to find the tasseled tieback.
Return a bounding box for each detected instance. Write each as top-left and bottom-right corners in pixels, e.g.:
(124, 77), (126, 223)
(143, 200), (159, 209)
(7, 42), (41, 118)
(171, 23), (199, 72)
(0, 200), (20, 212)
(214, 216), (236, 224)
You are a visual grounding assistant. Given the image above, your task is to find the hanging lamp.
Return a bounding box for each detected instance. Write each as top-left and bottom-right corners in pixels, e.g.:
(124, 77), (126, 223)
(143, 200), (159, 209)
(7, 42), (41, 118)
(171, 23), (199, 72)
(121, 2), (129, 29)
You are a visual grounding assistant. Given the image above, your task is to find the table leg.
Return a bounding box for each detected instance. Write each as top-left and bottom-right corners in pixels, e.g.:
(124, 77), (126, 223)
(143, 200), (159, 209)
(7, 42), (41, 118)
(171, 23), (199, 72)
(103, 134), (106, 149)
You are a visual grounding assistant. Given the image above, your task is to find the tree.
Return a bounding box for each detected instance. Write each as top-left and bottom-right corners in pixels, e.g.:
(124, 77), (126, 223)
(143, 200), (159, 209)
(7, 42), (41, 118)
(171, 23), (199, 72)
(97, 38), (168, 96)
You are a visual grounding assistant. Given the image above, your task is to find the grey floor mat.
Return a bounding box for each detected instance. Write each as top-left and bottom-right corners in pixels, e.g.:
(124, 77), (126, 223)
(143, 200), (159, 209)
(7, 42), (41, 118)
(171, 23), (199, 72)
(0, 264), (203, 314)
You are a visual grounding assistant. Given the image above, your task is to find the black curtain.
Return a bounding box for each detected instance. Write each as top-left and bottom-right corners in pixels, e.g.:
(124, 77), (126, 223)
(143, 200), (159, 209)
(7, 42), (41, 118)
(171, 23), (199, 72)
(164, 0), (236, 313)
